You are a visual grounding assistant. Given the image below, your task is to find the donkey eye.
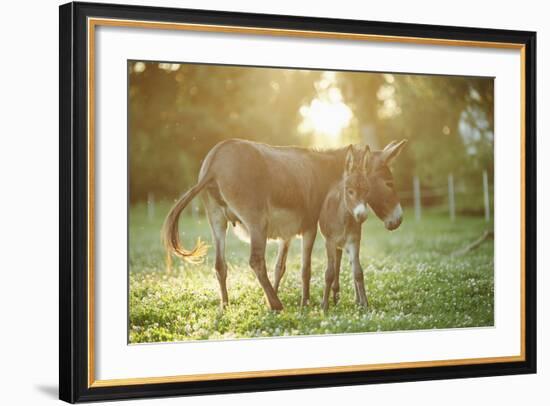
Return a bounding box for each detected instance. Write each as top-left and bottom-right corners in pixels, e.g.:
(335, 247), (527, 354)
(386, 181), (394, 188)
(347, 189), (355, 197)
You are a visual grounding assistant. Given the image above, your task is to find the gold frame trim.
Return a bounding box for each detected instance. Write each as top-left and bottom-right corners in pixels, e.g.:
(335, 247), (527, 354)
(87, 17), (527, 388)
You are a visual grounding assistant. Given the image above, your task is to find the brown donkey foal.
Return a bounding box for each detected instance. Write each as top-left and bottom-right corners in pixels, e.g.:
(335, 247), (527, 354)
(319, 141), (407, 312)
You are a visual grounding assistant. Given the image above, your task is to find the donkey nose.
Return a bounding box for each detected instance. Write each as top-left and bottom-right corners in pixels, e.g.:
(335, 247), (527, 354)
(356, 212), (368, 223)
(384, 204), (403, 231)
(385, 216), (402, 230)
(353, 203), (368, 223)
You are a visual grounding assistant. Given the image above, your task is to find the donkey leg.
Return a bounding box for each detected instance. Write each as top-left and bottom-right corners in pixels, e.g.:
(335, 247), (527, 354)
(322, 241), (337, 313)
(203, 195), (229, 308)
(248, 226), (284, 311)
(354, 271), (361, 305)
(300, 228), (317, 306)
(273, 239), (290, 294)
(332, 248), (343, 305)
(348, 242), (368, 308)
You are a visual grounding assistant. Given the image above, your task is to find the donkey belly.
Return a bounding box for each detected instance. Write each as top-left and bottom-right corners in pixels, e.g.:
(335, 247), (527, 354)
(229, 207), (304, 242)
(267, 207), (304, 240)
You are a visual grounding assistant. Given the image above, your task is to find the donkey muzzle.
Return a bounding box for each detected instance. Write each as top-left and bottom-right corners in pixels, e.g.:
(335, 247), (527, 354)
(385, 217), (402, 230)
(353, 203), (368, 223)
(384, 204), (403, 231)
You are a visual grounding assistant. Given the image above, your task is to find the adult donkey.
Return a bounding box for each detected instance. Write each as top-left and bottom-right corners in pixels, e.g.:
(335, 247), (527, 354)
(162, 138), (406, 310)
(162, 138), (348, 310)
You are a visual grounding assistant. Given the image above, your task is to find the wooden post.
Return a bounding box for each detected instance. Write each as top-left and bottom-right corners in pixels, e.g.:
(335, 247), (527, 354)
(483, 170), (490, 222)
(448, 173), (455, 222)
(413, 175), (421, 221)
(147, 192), (155, 222)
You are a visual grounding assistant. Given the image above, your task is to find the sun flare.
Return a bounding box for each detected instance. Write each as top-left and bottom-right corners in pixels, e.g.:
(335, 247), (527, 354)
(299, 74), (353, 145)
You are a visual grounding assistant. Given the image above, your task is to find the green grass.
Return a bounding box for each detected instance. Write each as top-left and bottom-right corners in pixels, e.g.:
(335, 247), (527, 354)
(129, 202), (494, 343)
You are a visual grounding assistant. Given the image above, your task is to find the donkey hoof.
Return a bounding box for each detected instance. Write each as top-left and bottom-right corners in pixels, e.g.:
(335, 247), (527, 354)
(269, 300), (284, 312)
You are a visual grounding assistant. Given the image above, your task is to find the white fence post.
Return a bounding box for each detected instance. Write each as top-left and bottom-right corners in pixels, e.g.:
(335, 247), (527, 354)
(483, 170), (491, 222)
(147, 192), (155, 222)
(413, 175), (421, 221)
(448, 173), (455, 222)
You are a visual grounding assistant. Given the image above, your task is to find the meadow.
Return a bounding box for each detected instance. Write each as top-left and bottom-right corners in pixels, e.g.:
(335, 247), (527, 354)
(129, 202), (494, 343)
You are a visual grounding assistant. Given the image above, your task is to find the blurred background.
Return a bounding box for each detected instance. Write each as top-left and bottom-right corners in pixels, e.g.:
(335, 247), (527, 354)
(129, 61), (494, 220)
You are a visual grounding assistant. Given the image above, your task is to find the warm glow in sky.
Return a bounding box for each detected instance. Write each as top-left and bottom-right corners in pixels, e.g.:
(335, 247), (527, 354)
(299, 73), (353, 145)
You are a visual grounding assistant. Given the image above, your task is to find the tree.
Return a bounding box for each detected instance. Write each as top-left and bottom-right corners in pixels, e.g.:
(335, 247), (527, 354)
(129, 62), (320, 202)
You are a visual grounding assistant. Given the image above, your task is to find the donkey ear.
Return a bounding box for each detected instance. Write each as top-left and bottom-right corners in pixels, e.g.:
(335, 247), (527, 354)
(362, 145), (372, 171)
(345, 145), (355, 174)
(381, 139), (407, 166)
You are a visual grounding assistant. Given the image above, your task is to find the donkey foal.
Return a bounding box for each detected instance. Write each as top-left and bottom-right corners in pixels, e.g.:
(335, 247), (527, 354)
(320, 145), (371, 312)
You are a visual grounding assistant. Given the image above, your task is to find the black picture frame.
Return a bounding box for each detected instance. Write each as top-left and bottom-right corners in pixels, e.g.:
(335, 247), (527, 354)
(59, 1), (537, 403)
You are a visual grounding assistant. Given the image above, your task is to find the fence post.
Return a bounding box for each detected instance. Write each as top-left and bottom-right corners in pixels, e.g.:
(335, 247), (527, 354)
(483, 170), (490, 222)
(448, 173), (455, 222)
(413, 175), (421, 221)
(147, 192), (155, 222)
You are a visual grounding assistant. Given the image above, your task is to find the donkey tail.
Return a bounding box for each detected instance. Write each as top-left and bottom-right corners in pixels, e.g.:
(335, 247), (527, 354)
(161, 178), (210, 269)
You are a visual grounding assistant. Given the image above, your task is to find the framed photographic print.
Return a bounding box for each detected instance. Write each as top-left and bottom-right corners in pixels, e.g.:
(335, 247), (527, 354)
(59, 1), (536, 403)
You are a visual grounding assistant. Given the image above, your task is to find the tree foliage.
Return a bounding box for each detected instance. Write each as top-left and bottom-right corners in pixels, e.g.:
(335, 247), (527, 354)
(129, 61), (493, 212)
(129, 62), (321, 202)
